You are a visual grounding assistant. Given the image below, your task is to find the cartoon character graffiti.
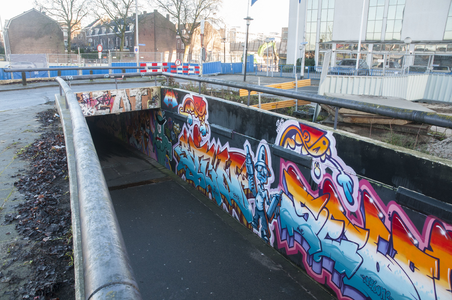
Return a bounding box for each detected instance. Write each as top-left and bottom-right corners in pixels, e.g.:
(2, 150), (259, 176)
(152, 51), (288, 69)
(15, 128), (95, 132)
(163, 89), (178, 108)
(179, 93), (209, 146)
(276, 120), (358, 212)
(155, 111), (173, 170)
(245, 141), (282, 243)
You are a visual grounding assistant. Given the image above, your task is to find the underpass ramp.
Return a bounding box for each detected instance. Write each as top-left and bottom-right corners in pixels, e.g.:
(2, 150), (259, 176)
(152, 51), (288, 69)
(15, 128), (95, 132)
(89, 124), (335, 300)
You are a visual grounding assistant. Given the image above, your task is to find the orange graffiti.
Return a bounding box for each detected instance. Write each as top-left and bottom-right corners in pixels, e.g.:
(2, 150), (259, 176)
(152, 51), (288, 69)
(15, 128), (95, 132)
(279, 124), (331, 161)
(179, 95), (207, 124)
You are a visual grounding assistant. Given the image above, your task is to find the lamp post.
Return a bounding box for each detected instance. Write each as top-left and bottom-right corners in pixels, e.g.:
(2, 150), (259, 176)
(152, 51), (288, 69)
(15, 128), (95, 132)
(135, 0), (139, 66)
(243, 16), (253, 82)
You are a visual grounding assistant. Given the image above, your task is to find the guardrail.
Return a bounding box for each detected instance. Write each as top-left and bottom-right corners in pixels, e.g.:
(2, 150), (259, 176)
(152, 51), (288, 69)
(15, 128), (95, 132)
(4, 66), (144, 86)
(55, 77), (142, 300)
(50, 70), (452, 130)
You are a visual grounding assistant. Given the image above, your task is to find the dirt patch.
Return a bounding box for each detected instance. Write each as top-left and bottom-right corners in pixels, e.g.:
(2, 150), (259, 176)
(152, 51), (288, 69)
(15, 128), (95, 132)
(0, 109), (74, 299)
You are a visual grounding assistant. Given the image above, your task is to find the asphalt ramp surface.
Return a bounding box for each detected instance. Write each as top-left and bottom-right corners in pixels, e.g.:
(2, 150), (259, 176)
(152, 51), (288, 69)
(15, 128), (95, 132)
(90, 125), (335, 300)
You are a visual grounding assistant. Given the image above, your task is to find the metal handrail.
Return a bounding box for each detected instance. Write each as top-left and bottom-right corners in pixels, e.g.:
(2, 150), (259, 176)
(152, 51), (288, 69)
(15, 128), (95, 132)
(55, 77), (142, 300)
(3, 66), (144, 72)
(50, 70), (452, 130)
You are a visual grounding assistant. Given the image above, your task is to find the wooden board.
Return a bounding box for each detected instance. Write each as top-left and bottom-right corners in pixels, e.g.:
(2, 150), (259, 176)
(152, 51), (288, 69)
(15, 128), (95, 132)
(251, 99), (311, 110)
(239, 79), (311, 97)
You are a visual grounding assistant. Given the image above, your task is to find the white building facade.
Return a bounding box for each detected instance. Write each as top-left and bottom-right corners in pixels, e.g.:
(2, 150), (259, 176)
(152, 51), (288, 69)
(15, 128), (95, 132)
(288, 0), (452, 71)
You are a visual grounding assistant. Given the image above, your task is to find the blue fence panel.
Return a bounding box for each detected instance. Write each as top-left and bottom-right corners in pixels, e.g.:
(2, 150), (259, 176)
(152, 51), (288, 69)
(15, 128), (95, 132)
(221, 63), (242, 74)
(112, 62), (139, 73)
(10, 70), (48, 80)
(49, 66), (78, 77)
(246, 55), (254, 72)
(0, 69), (11, 80)
(202, 61), (222, 75)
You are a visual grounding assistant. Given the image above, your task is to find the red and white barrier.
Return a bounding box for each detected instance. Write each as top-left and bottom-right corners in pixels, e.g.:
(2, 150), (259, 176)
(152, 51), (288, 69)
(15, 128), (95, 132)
(139, 62), (200, 75)
(140, 62), (169, 73)
(170, 64), (200, 75)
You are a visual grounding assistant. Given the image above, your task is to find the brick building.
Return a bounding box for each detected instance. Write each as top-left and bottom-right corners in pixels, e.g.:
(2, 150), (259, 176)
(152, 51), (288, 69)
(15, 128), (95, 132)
(3, 9), (65, 56)
(74, 10), (176, 61)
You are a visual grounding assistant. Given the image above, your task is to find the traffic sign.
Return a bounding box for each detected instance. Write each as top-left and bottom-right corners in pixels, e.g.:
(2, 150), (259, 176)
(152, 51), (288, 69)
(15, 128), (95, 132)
(97, 44), (103, 52)
(134, 46), (139, 53)
(175, 59), (182, 66)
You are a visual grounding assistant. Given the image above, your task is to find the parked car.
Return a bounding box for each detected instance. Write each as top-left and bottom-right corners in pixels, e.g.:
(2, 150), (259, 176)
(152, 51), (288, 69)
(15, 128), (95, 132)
(5, 61), (37, 69)
(330, 59), (369, 76)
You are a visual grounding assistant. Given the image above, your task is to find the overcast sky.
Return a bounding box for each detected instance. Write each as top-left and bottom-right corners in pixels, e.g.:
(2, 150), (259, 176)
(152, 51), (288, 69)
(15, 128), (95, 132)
(1, 0), (289, 35)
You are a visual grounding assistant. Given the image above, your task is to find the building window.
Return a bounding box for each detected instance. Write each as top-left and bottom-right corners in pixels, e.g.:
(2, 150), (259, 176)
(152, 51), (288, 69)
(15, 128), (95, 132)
(385, 0), (405, 41)
(306, 0), (318, 51)
(444, 2), (452, 40)
(319, 0), (334, 43)
(366, 0), (384, 40)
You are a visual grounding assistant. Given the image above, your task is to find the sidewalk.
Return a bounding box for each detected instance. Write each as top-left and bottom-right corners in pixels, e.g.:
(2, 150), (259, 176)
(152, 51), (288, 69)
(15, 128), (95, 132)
(0, 103), (54, 296)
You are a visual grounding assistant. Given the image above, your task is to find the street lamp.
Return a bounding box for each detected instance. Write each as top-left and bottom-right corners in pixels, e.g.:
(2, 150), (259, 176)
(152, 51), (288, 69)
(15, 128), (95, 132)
(243, 16), (253, 82)
(135, 0), (139, 66)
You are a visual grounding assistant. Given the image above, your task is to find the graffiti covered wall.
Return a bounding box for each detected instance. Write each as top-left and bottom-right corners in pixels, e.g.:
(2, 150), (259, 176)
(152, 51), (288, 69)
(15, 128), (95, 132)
(92, 87), (452, 300)
(76, 87), (161, 116)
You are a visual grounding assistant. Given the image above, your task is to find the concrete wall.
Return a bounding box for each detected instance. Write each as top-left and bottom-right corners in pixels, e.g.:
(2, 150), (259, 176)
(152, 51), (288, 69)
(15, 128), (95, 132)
(93, 88), (452, 300)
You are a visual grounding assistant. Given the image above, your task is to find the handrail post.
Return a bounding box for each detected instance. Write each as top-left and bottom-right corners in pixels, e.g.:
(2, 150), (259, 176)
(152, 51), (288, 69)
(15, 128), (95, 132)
(334, 107), (339, 130)
(21, 72), (26, 86)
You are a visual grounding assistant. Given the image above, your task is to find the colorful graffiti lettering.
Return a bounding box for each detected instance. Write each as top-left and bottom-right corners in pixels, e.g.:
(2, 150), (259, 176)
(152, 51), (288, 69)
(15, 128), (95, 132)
(274, 159), (452, 300)
(76, 87), (161, 116)
(173, 109), (452, 299)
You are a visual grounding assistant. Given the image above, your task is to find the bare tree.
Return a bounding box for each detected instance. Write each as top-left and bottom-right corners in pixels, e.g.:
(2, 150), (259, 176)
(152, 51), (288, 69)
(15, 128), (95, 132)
(94, 0), (135, 51)
(35, 0), (91, 52)
(152, 0), (222, 62)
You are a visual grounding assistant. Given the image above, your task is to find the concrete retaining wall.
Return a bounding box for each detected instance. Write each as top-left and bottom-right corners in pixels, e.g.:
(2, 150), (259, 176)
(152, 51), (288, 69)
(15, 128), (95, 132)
(92, 87), (452, 300)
